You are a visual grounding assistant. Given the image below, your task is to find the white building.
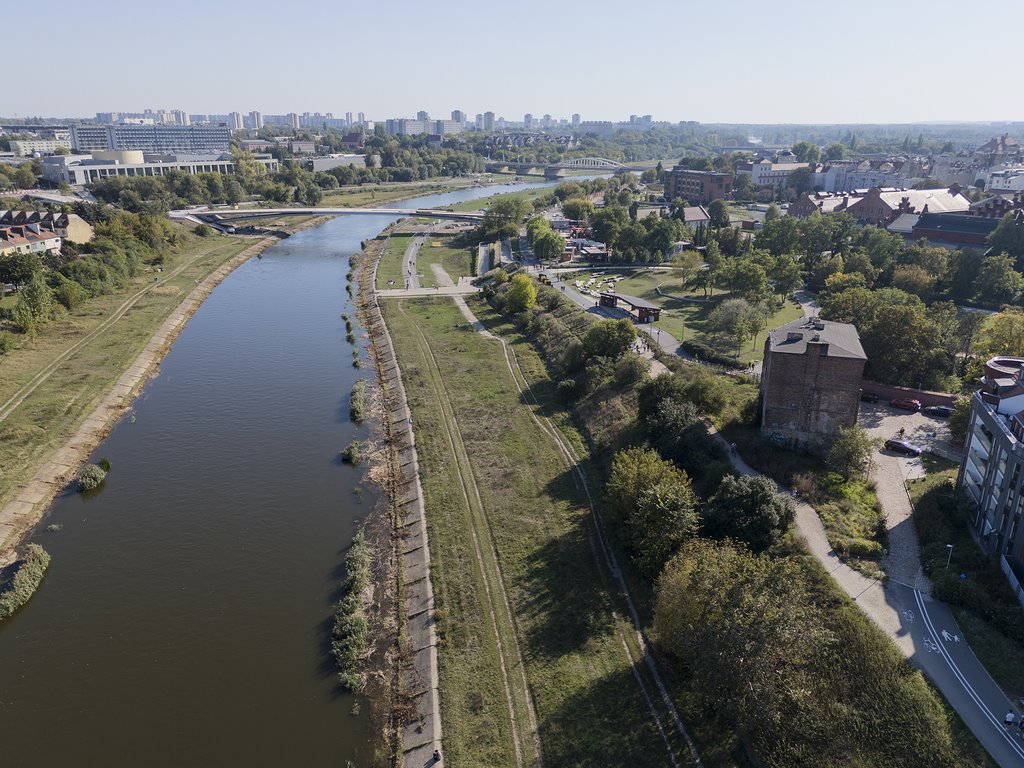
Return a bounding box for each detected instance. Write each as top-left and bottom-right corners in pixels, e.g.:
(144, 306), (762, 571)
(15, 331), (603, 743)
(42, 151), (279, 186)
(71, 123), (232, 154)
(738, 159), (810, 188)
(10, 139), (71, 157)
(986, 167), (1024, 194)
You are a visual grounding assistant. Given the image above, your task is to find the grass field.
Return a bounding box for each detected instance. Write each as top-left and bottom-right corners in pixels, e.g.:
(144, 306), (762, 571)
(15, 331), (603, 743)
(319, 179), (475, 209)
(382, 296), (716, 767)
(610, 269), (804, 363)
(0, 232), (255, 524)
(374, 234), (414, 290)
(417, 238), (474, 285)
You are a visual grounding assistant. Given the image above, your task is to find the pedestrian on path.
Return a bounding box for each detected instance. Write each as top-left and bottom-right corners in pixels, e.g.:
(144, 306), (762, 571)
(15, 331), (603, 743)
(1005, 710), (1016, 727)
(432, 748), (442, 763)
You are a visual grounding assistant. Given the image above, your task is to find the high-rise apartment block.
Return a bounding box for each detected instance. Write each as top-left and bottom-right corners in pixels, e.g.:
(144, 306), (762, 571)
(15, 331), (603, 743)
(70, 123), (232, 154)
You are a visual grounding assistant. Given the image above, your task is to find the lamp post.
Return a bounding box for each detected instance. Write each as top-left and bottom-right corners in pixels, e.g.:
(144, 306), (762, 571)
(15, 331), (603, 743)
(945, 543), (954, 573)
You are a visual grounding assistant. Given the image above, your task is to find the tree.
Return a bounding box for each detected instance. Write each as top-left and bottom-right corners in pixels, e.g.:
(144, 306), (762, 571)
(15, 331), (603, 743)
(532, 230), (565, 261)
(912, 177), (946, 190)
(707, 298), (763, 356)
(505, 273), (536, 313)
(755, 215), (799, 257)
(11, 271), (53, 336)
(770, 254), (803, 298)
(890, 264), (937, 302)
(482, 195), (530, 240)
(561, 197), (595, 222)
(790, 141), (821, 163)
(582, 318), (636, 361)
(703, 474), (795, 551)
(788, 166), (815, 196)
(827, 425), (882, 480)
(707, 199), (730, 228)
(974, 252), (1023, 305)
(988, 212), (1024, 268)
(0, 251), (42, 289)
(977, 308), (1024, 357)
(824, 143), (847, 161)
(605, 448), (698, 578)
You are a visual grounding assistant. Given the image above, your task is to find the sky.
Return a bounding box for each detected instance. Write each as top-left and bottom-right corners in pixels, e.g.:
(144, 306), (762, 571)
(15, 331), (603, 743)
(8, 0), (1023, 125)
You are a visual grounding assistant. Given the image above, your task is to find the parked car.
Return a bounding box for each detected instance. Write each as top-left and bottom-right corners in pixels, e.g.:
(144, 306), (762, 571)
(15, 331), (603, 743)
(884, 439), (923, 457)
(923, 404), (955, 418)
(890, 398), (922, 411)
(860, 391), (879, 403)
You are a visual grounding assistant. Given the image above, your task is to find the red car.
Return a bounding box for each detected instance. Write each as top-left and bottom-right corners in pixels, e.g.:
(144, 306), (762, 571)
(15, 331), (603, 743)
(890, 398), (922, 412)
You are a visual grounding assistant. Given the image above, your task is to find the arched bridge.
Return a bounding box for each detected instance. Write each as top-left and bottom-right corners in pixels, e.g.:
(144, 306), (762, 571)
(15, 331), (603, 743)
(557, 157), (626, 169)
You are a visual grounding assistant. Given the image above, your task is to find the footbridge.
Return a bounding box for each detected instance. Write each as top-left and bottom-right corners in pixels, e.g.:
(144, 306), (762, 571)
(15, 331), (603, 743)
(485, 156), (645, 178)
(170, 206), (485, 229)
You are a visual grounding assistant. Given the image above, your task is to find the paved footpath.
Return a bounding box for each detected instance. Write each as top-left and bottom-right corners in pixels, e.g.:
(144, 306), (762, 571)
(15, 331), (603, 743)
(713, 428), (1024, 766)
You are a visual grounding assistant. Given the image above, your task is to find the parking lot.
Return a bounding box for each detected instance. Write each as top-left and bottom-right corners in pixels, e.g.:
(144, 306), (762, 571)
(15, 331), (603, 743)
(857, 400), (959, 480)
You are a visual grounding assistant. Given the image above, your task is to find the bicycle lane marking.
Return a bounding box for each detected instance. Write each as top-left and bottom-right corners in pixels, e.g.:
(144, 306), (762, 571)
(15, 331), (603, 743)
(914, 589), (1024, 761)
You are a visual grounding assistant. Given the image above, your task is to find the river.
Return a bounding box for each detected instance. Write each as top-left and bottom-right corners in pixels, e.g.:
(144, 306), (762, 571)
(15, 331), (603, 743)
(0, 178), (595, 767)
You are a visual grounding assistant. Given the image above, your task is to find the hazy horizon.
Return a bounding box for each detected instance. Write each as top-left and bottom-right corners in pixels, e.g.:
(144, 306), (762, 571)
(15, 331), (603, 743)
(9, 0), (1024, 125)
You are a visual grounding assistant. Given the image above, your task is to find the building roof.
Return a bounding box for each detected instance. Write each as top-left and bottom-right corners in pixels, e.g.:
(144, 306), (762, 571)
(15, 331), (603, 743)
(913, 212), (999, 237)
(887, 213), (920, 234)
(768, 316), (866, 360)
(681, 205), (710, 225)
(599, 292), (660, 310)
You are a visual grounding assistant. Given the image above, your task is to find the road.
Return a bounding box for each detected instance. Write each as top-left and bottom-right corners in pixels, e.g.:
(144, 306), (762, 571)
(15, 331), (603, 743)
(402, 232), (428, 290)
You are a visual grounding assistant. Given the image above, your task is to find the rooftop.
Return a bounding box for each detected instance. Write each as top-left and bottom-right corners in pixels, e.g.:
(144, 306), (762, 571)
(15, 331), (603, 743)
(913, 212), (999, 237)
(768, 316), (866, 360)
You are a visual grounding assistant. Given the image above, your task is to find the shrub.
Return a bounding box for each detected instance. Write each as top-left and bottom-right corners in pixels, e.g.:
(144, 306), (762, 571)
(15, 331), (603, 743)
(341, 441), (364, 465)
(349, 380), (367, 422)
(193, 223), (212, 237)
(51, 278), (88, 311)
(331, 529), (372, 690)
(681, 338), (745, 369)
(614, 354), (650, 387)
(0, 331), (13, 355)
(0, 544), (51, 622)
(77, 463), (107, 492)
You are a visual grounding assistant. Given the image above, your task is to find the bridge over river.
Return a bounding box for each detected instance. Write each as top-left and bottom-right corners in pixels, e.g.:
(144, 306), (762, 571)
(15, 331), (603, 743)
(170, 206), (484, 230)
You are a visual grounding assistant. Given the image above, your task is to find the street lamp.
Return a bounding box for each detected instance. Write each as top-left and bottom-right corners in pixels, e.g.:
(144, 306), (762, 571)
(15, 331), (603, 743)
(944, 544), (954, 573)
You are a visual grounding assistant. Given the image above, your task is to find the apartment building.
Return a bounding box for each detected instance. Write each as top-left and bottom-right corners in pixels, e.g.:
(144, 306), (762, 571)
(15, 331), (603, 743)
(664, 168), (733, 204)
(71, 124), (232, 154)
(42, 151), (279, 186)
(959, 357), (1024, 568)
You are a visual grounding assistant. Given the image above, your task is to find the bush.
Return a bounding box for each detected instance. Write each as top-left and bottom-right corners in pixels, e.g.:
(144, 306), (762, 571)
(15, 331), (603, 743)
(349, 380), (367, 423)
(681, 338), (745, 369)
(77, 463), (107, 492)
(341, 441), (364, 465)
(0, 331), (14, 355)
(614, 354), (649, 387)
(331, 529), (372, 690)
(193, 223), (212, 237)
(51, 278), (88, 311)
(0, 544), (51, 622)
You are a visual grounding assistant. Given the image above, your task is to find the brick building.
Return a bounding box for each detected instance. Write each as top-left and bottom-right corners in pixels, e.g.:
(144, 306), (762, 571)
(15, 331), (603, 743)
(664, 167), (732, 204)
(760, 317), (867, 450)
(845, 185), (970, 225)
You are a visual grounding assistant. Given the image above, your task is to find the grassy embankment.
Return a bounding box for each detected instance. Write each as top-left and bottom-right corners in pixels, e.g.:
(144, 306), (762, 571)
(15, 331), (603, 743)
(613, 268), (804, 364)
(0, 230), (255, 541)
(461, 277), (991, 767)
(909, 457), (1024, 699)
(382, 296), (711, 767)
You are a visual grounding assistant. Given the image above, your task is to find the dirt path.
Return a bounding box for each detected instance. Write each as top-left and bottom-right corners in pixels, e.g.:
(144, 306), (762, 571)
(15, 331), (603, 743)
(453, 293), (702, 768)
(398, 300), (541, 768)
(429, 263), (455, 288)
(0, 236), (279, 565)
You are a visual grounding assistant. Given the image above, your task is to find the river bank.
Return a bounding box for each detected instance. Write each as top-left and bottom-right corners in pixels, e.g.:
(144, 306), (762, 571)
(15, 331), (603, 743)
(355, 232), (442, 767)
(0, 217), (328, 569)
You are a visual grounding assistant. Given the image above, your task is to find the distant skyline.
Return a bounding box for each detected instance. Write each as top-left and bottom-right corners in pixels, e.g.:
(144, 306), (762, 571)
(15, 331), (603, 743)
(9, 0), (1024, 125)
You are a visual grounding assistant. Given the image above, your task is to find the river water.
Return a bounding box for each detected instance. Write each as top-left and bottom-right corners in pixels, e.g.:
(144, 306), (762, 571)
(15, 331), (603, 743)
(0, 179), (587, 767)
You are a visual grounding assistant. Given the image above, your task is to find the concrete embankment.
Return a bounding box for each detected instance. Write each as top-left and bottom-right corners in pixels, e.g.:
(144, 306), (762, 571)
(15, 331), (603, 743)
(0, 228), (310, 567)
(361, 238), (443, 768)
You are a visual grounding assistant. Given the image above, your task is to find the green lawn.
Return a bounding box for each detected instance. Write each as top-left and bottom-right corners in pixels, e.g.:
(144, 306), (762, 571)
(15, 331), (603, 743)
(382, 296), (707, 767)
(416, 238), (474, 285)
(374, 234), (414, 290)
(609, 269), (804, 363)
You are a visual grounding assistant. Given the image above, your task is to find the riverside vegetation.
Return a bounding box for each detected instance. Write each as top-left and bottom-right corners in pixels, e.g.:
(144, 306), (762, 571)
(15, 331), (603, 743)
(457, 269), (990, 767)
(0, 544), (50, 622)
(331, 529), (372, 692)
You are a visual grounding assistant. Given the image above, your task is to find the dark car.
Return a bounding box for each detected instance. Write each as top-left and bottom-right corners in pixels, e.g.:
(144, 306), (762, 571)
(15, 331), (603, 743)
(860, 391), (879, 403)
(923, 404), (955, 418)
(890, 398), (922, 412)
(884, 438), (923, 457)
